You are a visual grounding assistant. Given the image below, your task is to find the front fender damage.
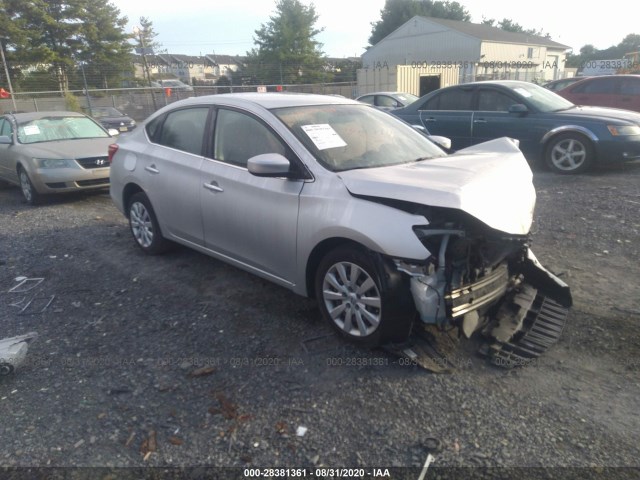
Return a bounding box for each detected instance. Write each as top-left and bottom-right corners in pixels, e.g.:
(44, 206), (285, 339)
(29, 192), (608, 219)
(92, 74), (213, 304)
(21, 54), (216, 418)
(398, 246), (572, 369)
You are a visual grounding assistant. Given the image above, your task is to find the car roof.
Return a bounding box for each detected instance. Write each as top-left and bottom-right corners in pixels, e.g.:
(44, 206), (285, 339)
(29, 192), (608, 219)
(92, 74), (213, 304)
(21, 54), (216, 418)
(165, 92), (359, 110)
(569, 74), (640, 81)
(358, 92), (403, 96)
(457, 80), (534, 87)
(7, 111), (87, 122)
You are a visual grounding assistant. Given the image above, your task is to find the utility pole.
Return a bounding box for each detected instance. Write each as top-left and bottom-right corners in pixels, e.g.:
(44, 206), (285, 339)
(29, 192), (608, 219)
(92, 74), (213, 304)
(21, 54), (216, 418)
(0, 36), (18, 111)
(133, 26), (157, 110)
(78, 60), (93, 116)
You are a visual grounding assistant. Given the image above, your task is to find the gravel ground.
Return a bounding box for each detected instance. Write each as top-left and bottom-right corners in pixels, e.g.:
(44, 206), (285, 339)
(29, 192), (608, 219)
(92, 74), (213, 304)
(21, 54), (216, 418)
(0, 162), (639, 478)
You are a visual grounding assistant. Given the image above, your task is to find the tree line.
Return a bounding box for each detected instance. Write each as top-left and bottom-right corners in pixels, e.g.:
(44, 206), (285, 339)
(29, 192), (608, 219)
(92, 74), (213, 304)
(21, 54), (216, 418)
(1, 0), (639, 93)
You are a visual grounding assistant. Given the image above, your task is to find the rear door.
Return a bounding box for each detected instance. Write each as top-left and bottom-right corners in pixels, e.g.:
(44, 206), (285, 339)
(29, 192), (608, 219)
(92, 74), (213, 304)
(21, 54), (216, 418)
(417, 87), (474, 150)
(141, 106), (210, 245)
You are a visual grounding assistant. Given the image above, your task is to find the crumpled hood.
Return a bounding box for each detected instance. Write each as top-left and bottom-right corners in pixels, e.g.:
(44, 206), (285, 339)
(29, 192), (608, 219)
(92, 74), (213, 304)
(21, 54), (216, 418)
(338, 137), (536, 235)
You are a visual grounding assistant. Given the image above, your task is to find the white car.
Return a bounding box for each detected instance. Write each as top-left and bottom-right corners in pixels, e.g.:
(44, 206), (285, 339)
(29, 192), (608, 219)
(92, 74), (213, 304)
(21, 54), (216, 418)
(109, 93), (571, 365)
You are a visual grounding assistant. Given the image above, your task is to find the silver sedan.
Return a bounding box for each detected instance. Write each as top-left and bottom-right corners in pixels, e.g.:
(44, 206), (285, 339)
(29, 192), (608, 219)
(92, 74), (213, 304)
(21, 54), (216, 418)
(109, 93), (571, 361)
(0, 111), (117, 204)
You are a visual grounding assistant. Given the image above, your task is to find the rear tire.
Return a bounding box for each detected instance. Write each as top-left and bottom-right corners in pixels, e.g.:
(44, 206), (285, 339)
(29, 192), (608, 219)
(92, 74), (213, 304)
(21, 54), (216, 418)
(128, 192), (170, 254)
(315, 246), (415, 347)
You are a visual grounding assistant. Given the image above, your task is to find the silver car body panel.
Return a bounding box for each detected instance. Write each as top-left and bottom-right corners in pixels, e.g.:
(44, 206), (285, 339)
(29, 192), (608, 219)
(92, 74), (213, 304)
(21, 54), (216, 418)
(111, 94), (541, 300)
(338, 138), (536, 235)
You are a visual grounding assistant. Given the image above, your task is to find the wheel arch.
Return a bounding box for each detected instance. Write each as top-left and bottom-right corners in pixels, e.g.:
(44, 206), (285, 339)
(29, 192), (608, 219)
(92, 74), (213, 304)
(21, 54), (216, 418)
(15, 161), (31, 176)
(305, 237), (366, 298)
(122, 182), (145, 218)
(540, 125), (598, 151)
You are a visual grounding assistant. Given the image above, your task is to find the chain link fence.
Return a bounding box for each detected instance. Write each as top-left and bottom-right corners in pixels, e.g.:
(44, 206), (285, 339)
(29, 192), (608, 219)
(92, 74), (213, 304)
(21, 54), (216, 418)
(0, 82), (358, 122)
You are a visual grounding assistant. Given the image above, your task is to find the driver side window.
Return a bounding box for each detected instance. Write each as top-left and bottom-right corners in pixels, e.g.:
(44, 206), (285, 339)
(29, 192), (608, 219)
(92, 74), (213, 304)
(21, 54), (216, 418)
(477, 90), (516, 111)
(213, 109), (287, 168)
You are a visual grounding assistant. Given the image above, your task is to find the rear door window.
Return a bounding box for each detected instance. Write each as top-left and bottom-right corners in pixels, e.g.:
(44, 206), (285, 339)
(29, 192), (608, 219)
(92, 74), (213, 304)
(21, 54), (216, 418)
(154, 107), (209, 155)
(573, 77), (617, 94)
(426, 89), (474, 110)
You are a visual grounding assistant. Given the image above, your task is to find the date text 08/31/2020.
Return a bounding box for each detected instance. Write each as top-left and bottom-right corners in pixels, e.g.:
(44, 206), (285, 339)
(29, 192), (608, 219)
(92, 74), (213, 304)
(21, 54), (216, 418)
(243, 468), (392, 478)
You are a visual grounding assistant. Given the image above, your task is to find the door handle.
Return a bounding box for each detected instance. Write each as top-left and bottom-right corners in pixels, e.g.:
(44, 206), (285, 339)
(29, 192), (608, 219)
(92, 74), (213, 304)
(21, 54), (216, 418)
(144, 165), (159, 174)
(473, 119), (487, 124)
(423, 117), (436, 122)
(204, 182), (224, 193)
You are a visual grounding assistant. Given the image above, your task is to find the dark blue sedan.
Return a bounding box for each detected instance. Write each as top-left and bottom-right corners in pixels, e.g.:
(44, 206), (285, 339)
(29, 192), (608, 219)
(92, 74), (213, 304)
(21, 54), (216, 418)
(392, 80), (640, 174)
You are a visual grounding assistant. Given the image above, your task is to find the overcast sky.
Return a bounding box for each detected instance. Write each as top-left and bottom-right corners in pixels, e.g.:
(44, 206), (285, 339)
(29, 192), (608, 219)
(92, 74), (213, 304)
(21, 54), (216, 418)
(109, 0), (638, 58)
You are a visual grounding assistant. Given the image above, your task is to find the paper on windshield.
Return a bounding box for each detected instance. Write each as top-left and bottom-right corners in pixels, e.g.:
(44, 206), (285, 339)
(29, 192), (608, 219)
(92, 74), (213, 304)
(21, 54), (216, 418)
(23, 125), (41, 136)
(301, 124), (347, 150)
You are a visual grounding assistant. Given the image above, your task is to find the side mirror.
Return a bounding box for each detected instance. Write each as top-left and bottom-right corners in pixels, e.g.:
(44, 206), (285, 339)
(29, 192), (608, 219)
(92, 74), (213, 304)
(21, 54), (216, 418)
(427, 135), (452, 150)
(0, 135), (12, 145)
(508, 104), (528, 114)
(108, 128), (120, 137)
(247, 153), (291, 178)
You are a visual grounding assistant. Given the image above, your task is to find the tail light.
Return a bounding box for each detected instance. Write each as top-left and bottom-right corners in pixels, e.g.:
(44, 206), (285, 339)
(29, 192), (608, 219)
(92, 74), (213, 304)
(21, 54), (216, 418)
(108, 144), (119, 165)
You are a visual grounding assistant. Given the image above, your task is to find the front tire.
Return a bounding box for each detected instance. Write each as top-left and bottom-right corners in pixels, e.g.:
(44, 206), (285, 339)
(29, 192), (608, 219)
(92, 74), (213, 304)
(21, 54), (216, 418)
(545, 133), (594, 174)
(0, 363), (14, 376)
(128, 192), (170, 254)
(315, 246), (415, 347)
(18, 167), (42, 205)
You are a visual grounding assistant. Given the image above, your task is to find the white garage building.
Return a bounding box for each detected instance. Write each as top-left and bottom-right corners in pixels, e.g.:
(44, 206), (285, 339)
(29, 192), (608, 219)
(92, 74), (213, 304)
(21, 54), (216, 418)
(359, 16), (571, 96)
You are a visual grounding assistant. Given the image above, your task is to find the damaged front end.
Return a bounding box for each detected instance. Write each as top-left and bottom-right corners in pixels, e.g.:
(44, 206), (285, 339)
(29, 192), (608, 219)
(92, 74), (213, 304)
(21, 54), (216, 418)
(395, 207), (572, 368)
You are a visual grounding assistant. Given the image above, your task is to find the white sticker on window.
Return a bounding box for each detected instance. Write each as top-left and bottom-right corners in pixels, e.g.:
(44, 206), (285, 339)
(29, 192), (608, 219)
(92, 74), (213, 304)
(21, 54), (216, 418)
(301, 124), (347, 150)
(513, 88), (532, 98)
(23, 125), (41, 135)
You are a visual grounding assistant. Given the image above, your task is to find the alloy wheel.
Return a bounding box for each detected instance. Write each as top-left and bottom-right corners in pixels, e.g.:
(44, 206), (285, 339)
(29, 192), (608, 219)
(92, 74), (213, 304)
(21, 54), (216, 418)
(130, 201), (154, 248)
(322, 261), (382, 337)
(549, 138), (587, 172)
(19, 170), (33, 203)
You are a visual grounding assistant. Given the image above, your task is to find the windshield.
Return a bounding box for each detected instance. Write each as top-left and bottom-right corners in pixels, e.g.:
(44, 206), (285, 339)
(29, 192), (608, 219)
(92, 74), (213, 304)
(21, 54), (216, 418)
(506, 82), (575, 112)
(272, 104), (446, 172)
(397, 93), (419, 104)
(92, 107), (122, 117)
(17, 116), (109, 144)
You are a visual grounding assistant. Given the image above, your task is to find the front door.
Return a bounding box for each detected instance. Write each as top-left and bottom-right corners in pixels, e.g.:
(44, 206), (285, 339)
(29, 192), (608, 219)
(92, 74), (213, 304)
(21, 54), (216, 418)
(471, 88), (537, 157)
(0, 118), (17, 183)
(200, 108), (304, 285)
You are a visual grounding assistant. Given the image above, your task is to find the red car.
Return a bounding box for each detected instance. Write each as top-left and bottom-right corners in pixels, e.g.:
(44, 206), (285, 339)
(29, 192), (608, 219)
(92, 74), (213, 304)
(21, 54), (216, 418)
(557, 74), (640, 112)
